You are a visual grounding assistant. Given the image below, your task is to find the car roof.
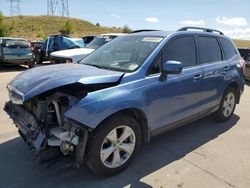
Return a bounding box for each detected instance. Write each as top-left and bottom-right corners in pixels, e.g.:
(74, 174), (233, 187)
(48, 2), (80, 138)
(128, 29), (229, 39)
(128, 31), (173, 37)
(0, 37), (26, 40)
(99, 33), (127, 37)
(83, 35), (96, 38)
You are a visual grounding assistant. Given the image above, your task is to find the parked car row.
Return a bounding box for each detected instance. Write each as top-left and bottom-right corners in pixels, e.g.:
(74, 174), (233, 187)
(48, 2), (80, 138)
(34, 34), (84, 64)
(4, 27), (246, 176)
(50, 33), (126, 63)
(0, 34), (85, 68)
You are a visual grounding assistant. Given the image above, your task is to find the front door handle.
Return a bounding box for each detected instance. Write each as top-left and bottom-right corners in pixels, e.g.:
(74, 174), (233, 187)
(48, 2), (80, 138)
(193, 74), (203, 81)
(224, 66), (230, 71)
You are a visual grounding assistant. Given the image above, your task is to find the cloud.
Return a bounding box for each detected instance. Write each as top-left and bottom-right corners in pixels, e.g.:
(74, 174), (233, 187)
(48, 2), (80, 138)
(110, 14), (120, 18)
(222, 28), (250, 40)
(215, 17), (248, 27)
(144, 17), (159, 23)
(180, 20), (205, 26)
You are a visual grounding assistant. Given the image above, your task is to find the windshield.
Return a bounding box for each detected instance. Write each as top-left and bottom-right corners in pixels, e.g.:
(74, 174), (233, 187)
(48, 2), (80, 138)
(80, 36), (163, 72)
(63, 38), (84, 49)
(73, 39), (85, 48)
(2, 39), (29, 48)
(86, 35), (116, 49)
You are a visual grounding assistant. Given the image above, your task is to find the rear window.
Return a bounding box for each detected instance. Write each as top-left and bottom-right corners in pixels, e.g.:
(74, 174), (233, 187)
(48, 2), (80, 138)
(2, 39), (29, 48)
(219, 38), (237, 60)
(198, 37), (222, 64)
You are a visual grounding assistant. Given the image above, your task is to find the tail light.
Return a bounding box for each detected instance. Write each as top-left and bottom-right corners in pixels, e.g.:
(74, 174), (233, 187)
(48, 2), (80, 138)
(240, 58), (246, 74)
(66, 59), (73, 64)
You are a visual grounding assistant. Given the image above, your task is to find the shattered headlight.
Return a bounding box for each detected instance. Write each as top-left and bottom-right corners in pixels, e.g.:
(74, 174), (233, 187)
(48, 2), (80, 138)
(7, 85), (24, 105)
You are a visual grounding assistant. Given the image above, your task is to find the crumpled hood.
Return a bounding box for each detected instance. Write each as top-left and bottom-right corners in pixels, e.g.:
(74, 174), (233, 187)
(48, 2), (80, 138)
(9, 64), (124, 101)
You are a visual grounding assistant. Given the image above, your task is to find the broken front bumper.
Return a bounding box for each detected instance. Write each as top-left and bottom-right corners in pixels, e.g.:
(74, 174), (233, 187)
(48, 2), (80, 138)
(4, 101), (46, 151)
(4, 101), (89, 166)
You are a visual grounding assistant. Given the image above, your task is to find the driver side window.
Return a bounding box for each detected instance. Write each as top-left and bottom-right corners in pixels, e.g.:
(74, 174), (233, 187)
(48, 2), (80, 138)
(163, 36), (196, 67)
(149, 36), (196, 75)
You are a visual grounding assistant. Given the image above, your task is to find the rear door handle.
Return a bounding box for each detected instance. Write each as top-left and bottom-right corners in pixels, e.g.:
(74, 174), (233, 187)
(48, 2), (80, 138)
(224, 66), (230, 71)
(193, 74), (203, 81)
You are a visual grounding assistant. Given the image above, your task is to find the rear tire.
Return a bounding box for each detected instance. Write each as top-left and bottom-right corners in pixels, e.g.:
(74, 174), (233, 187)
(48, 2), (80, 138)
(35, 53), (43, 64)
(213, 87), (237, 122)
(28, 62), (36, 69)
(85, 113), (142, 176)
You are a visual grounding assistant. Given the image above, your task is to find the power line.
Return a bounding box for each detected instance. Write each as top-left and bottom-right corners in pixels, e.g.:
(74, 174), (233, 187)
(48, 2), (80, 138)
(47, 0), (69, 17)
(7, 0), (21, 16)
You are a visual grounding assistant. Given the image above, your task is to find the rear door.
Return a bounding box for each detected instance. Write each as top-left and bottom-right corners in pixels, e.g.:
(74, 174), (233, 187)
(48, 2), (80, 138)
(196, 36), (234, 110)
(2, 39), (32, 60)
(146, 35), (205, 130)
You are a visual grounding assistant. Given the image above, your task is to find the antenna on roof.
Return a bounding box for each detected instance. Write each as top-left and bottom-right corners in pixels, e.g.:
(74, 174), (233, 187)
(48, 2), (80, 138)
(7, 0), (21, 16)
(47, 0), (69, 17)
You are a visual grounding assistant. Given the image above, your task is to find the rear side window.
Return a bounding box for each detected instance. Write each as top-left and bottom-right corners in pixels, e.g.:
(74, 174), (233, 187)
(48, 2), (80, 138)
(219, 38), (237, 60)
(198, 37), (222, 64)
(164, 36), (196, 67)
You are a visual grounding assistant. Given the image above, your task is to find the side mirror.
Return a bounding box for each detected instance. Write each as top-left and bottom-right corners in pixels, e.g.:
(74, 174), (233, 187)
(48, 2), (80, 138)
(160, 60), (183, 81)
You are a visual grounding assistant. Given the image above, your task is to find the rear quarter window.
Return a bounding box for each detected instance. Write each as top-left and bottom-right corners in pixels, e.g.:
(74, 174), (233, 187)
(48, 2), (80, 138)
(219, 38), (237, 60)
(197, 36), (222, 64)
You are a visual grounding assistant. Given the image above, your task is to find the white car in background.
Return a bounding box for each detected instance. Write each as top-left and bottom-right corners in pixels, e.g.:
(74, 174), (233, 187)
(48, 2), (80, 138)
(50, 33), (126, 64)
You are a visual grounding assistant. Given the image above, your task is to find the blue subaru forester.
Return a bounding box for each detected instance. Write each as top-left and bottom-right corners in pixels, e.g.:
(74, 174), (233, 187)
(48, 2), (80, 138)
(4, 27), (245, 176)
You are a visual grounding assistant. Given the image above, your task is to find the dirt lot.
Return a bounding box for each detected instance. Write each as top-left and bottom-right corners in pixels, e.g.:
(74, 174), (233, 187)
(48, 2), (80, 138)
(0, 66), (250, 188)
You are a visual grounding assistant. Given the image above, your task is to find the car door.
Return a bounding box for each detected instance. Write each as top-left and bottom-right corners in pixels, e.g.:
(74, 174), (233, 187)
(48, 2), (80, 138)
(146, 36), (205, 131)
(196, 36), (234, 110)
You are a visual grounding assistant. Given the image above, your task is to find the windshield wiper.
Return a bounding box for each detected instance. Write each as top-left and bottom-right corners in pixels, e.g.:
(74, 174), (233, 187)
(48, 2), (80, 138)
(84, 63), (103, 69)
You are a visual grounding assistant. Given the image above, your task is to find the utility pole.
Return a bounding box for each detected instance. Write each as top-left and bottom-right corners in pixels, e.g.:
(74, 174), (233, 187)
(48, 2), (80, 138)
(7, 0), (21, 16)
(47, 0), (69, 17)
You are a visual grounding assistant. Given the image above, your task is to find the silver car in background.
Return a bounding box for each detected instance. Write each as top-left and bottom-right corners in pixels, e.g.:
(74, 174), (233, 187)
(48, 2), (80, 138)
(0, 37), (34, 68)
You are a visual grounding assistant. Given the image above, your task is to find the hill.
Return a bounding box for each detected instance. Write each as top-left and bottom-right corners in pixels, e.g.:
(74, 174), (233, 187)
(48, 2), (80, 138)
(2, 15), (250, 48)
(233, 39), (250, 48)
(3, 15), (122, 40)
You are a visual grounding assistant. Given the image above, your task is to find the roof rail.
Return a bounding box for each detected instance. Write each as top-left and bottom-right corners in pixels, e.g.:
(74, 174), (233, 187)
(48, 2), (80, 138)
(131, 29), (161, 33)
(178, 27), (224, 35)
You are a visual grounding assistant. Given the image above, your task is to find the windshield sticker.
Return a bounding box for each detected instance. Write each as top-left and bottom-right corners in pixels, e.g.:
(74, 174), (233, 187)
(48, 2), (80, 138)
(142, 37), (163, 43)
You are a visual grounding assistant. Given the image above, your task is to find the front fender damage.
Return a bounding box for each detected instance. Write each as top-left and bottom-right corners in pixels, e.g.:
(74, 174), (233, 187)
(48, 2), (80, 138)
(4, 81), (121, 167)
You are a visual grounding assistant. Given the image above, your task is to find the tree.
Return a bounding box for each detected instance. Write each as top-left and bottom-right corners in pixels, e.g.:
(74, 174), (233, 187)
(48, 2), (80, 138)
(0, 12), (9, 37)
(96, 22), (100, 27)
(60, 20), (73, 35)
(122, 25), (132, 33)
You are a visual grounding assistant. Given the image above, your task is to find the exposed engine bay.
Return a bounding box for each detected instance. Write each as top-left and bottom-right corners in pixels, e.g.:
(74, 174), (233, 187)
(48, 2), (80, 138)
(4, 83), (116, 166)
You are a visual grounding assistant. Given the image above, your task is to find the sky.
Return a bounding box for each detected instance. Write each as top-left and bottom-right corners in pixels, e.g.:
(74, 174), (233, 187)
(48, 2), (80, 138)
(0, 0), (250, 39)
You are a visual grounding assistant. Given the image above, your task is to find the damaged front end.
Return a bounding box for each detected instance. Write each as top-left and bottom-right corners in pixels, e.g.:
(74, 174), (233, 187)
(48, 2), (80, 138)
(4, 85), (91, 166)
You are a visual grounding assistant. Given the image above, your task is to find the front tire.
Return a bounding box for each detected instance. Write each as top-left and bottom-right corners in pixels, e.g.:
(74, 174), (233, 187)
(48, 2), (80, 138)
(213, 87), (237, 122)
(85, 113), (142, 176)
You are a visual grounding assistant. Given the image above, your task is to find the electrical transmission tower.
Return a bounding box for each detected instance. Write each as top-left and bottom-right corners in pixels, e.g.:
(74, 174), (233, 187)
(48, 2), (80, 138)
(47, 0), (69, 17)
(7, 0), (21, 16)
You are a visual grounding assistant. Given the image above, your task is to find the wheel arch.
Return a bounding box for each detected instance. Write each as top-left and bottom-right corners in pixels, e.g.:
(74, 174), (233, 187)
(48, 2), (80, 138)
(226, 81), (241, 103)
(95, 108), (150, 144)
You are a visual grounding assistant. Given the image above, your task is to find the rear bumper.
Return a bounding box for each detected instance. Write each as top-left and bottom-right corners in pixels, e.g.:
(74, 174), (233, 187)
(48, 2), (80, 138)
(0, 56), (34, 65)
(1, 58), (34, 65)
